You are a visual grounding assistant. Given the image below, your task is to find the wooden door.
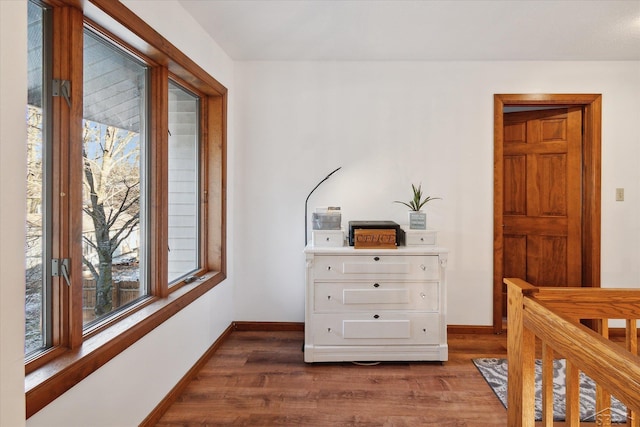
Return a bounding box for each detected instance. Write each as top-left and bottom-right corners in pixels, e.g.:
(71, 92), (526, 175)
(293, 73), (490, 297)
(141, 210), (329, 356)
(494, 94), (602, 332)
(501, 107), (583, 316)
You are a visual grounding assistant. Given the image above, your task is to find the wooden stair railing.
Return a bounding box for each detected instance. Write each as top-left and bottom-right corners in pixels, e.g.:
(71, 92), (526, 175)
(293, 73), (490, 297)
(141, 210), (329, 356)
(505, 278), (640, 427)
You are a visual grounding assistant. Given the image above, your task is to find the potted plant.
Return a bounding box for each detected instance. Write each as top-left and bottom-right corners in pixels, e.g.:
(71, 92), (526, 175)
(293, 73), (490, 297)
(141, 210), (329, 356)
(394, 183), (440, 229)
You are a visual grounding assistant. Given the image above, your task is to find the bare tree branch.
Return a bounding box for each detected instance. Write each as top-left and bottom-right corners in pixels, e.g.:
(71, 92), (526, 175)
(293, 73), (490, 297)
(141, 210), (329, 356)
(82, 256), (99, 281)
(110, 214), (140, 252)
(82, 234), (98, 252)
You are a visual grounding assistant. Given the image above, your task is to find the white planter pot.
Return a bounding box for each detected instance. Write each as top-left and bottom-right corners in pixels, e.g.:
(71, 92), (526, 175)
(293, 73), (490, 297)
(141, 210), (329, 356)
(408, 211), (427, 229)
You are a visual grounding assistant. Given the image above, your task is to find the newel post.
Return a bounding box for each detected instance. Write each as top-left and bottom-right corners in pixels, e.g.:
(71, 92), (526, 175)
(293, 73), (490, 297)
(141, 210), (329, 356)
(505, 278), (538, 427)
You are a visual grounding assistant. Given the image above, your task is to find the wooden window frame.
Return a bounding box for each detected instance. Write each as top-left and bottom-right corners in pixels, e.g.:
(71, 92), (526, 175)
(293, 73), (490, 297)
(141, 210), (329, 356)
(25, 0), (227, 418)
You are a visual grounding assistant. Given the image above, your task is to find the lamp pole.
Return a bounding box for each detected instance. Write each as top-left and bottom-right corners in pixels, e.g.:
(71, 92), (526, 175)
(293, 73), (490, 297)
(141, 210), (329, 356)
(304, 167), (342, 246)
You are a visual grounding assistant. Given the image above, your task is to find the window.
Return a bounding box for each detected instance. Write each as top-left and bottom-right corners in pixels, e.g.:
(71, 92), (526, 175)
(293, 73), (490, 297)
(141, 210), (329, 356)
(24, 0), (226, 417)
(25, 0), (51, 355)
(168, 81), (200, 284)
(82, 28), (149, 326)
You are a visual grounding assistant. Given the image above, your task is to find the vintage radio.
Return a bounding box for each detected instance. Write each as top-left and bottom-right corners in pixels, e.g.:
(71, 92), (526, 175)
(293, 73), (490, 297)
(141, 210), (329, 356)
(348, 221), (405, 247)
(353, 228), (397, 249)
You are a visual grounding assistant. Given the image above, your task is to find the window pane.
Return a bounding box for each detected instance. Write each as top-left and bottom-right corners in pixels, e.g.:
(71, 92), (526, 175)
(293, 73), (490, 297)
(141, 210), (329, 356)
(25, 0), (49, 355)
(168, 82), (200, 284)
(82, 29), (148, 327)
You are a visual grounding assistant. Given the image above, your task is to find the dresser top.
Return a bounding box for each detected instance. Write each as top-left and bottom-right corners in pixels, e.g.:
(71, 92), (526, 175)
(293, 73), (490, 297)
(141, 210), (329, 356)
(304, 244), (448, 255)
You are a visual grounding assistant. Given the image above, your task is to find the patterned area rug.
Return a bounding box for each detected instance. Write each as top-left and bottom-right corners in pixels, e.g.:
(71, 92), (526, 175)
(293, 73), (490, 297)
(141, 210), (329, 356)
(472, 358), (627, 422)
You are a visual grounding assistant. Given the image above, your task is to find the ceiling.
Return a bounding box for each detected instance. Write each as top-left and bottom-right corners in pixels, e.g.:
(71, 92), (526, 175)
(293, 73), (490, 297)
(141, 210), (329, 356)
(177, 0), (640, 61)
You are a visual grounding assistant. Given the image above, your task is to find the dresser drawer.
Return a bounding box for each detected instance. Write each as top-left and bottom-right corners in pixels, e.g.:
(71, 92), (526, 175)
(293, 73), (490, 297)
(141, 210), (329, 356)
(312, 255), (439, 281)
(314, 281), (439, 312)
(405, 229), (437, 246)
(309, 313), (441, 346)
(312, 230), (345, 247)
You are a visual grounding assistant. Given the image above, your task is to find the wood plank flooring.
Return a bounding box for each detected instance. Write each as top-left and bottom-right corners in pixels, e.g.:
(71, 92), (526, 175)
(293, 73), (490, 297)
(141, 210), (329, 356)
(154, 331), (509, 426)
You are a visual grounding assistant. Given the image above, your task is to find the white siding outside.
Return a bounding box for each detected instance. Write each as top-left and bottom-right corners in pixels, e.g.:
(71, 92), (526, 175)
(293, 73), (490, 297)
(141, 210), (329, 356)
(168, 84), (199, 282)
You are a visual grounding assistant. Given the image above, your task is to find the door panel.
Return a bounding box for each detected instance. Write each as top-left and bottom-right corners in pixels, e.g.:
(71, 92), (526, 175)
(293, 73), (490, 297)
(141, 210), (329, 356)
(501, 107), (583, 316)
(526, 235), (567, 285)
(504, 156), (526, 215)
(538, 154), (567, 215)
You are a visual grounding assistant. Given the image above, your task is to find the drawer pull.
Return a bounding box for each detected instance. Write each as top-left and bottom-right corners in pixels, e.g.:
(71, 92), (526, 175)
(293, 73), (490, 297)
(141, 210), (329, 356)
(328, 327), (332, 333)
(422, 328), (427, 333)
(327, 295), (331, 300)
(373, 283), (380, 288)
(373, 256), (380, 261)
(420, 237), (424, 242)
(420, 264), (427, 271)
(327, 265), (332, 271)
(373, 314), (380, 319)
(420, 292), (426, 299)
(326, 237), (331, 241)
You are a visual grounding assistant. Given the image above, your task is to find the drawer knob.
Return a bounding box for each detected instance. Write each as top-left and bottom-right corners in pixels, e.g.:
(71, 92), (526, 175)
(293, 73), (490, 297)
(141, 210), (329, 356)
(420, 264), (427, 271)
(373, 314), (380, 319)
(420, 237), (424, 242)
(373, 256), (380, 261)
(327, 265), (332, 271)
(327, 295), (331, 300)
(422, 328), (427, 333)
(420, 292), (425, 299)
(373, 283), (380, 288)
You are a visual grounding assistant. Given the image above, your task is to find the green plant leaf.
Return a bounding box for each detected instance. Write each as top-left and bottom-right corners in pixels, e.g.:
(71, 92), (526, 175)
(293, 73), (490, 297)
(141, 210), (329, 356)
(393, 183), (441, 211)
(393, 201), (414, 210)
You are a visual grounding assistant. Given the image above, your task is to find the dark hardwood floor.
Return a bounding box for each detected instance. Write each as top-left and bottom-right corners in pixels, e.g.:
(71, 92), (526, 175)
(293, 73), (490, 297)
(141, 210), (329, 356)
(154, 330), (508, 426)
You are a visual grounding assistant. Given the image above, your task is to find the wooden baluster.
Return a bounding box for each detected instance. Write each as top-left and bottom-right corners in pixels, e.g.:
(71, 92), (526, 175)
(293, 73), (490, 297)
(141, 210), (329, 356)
(541, 343), (554, 426)
(506, 278), (537, 427)
(627, 319), (638, 355)
(565, 360), (581, 427)
(595, 319), (612, 427)
(627, 319), (639, 427)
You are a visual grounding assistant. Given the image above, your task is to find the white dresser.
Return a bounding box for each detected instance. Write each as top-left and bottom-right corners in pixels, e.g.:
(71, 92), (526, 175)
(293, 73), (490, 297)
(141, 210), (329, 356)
(303, 245), (448, 363)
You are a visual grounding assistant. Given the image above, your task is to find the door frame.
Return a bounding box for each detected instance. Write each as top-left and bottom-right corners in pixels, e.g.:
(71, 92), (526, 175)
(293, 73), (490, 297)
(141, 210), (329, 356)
(493, 94), (602, 333)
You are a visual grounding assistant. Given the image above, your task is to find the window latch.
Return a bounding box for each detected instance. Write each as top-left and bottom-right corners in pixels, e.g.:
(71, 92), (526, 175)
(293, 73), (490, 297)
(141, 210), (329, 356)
(52, 258), (71, 287)
(52, 79), (71, 108)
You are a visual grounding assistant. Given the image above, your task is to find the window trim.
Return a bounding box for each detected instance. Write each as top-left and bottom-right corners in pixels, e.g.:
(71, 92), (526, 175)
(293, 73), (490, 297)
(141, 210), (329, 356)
(25, 0), (227, 418)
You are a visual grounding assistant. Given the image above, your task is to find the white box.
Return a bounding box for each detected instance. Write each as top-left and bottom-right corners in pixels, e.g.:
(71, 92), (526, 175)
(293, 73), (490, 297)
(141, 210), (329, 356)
(404, 229), (437, 246)
(312, 230), (345, 247)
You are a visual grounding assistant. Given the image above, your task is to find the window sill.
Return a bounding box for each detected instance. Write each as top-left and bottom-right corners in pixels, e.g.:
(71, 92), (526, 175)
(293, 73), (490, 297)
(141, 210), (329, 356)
(25, 271), (225, 418)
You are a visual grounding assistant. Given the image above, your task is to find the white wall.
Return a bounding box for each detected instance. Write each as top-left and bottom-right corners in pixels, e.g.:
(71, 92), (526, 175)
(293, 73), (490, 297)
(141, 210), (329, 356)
(0, 1), (235, 426)
(1, 1), (28, 426)
(233, 60), (640, 326)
